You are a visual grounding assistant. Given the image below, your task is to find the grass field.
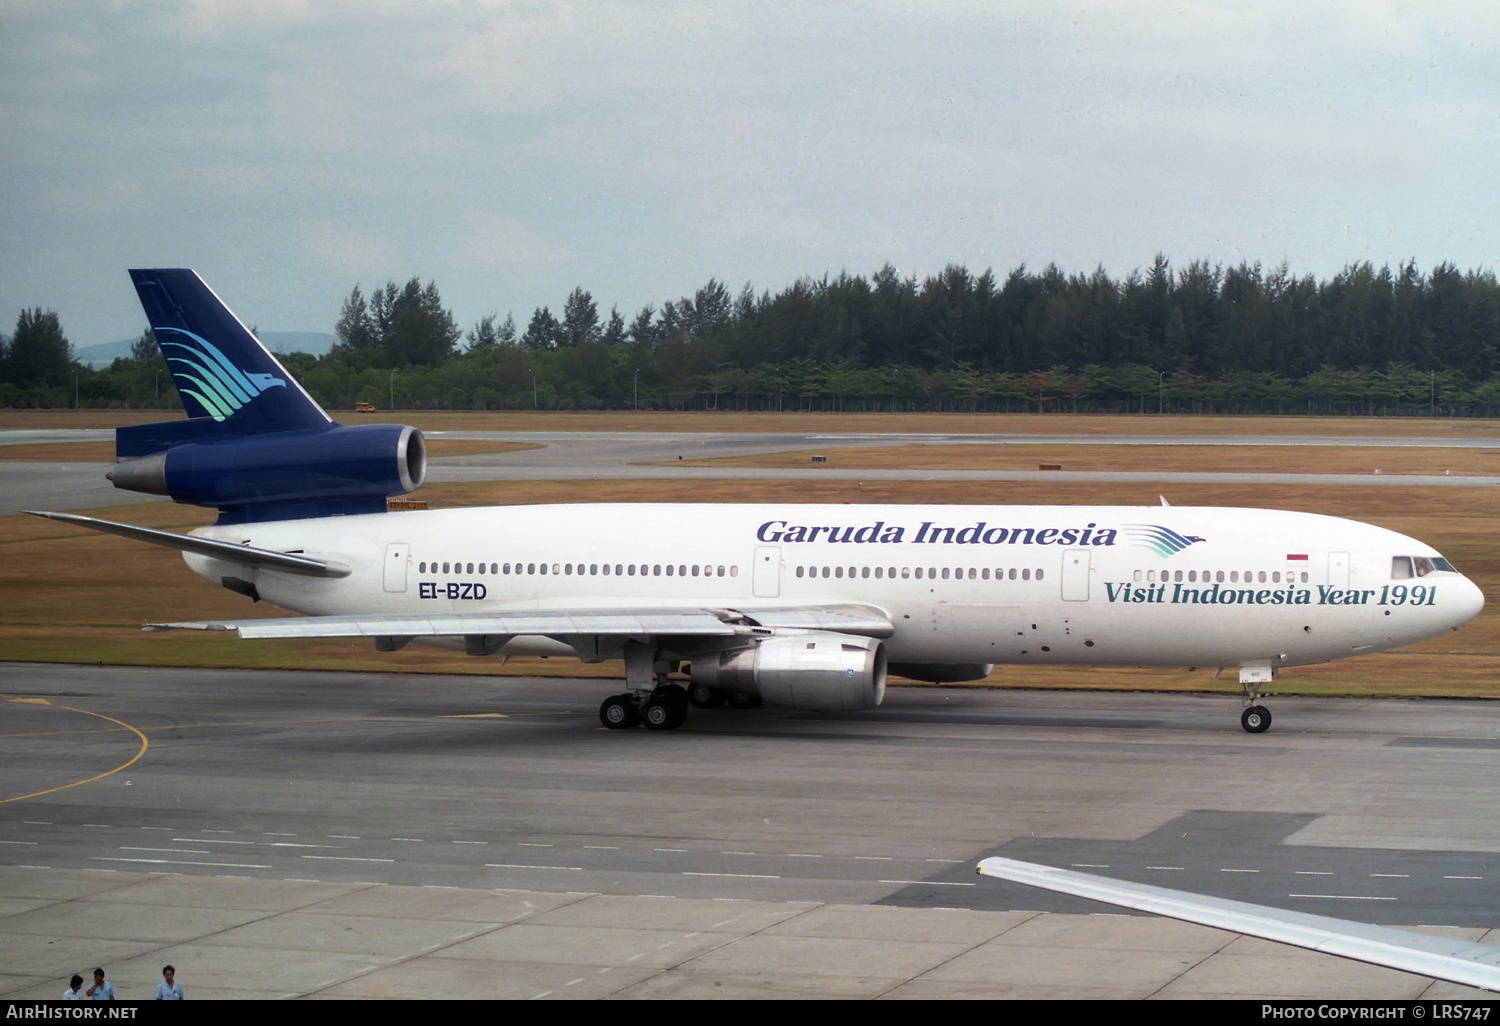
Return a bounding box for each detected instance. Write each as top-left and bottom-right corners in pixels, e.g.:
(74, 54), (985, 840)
(673, 442), (1500, 476)
(4, 407), (1500, 437)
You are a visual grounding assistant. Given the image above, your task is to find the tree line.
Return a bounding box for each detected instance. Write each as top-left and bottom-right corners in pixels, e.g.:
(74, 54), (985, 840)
(6, 256), (1500, 415)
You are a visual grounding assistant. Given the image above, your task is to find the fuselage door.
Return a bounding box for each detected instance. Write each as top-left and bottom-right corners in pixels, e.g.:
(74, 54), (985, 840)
(383, 542), (410, 593)
(1062, 548), (1090, 601)
(753, 545), (780, 598)
(1329, 551), (1350, 591)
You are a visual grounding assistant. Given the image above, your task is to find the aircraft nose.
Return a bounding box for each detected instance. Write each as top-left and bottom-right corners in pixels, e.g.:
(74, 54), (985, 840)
(1452, 575), (1485, 628)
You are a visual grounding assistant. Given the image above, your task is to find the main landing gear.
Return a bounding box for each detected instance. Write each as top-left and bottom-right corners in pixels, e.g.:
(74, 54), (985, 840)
(599, 685), (689, 731)
(599, 682), (761, 731)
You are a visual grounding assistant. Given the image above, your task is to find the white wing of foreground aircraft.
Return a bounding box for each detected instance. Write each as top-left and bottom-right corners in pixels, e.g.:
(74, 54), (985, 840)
(31, 270), (1486, 733)
(976, 856), (1500, 992)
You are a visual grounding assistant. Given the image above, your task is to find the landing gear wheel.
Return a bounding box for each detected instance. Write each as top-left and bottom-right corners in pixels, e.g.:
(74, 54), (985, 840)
(727, 691), (762, 710)
(1240, 705), (1272, 734)
(599, 694), (640, 729)
(642, 690), (688, 731)
(688, 682), (728, 708)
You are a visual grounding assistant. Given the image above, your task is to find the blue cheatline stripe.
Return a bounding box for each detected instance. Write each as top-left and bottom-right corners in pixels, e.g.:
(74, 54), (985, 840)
(158, 328), (261, 397)
(167, 354), (245, 414)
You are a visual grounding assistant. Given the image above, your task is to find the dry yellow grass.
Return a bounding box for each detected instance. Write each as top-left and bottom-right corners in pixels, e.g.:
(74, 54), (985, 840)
(5, 407), (1497, 437)
(673, 443), (1500, 476)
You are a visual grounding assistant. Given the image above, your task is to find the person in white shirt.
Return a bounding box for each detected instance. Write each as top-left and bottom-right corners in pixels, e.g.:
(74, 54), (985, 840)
(154, 965), (184, 1000)
(62, 974), (84, 1000)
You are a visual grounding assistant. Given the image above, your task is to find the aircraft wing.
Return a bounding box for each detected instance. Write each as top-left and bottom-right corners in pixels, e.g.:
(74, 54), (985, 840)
(146, 604), (895, 643)
(26, 511), (350, 579)
(976, 855), (1500, 993)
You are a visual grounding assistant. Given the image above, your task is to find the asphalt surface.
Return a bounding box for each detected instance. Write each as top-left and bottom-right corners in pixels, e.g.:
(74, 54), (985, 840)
(2, 664), (1499, 997)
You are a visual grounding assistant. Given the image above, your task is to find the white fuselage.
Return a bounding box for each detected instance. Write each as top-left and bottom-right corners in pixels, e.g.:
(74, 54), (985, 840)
(185, 503), (1483, 672)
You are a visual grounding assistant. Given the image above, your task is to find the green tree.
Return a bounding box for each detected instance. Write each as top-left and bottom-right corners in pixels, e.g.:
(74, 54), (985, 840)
(6, 308), (72, 387)
(370, 279), (460, 365)
(334, 285), (378, 354)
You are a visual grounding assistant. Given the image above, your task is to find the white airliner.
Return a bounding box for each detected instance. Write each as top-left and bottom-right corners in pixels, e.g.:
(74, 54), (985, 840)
(30, 270), (1486, 734)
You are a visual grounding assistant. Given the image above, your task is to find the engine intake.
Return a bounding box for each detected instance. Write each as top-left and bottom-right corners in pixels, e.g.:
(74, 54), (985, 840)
(691, 632), (887, 712)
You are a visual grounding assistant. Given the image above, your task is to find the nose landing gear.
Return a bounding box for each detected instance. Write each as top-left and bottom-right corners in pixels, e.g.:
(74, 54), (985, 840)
(1239, 664), (1276, 733)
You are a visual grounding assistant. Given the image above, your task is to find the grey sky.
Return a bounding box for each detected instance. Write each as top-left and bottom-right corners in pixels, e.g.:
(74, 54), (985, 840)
(3, 0), (1497, 347)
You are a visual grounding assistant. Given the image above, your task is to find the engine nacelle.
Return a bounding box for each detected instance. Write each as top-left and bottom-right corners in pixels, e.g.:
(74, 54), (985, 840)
(108, 423), (426, 523)
(691, 632), (887, 712)
(887, 662), (994, 683)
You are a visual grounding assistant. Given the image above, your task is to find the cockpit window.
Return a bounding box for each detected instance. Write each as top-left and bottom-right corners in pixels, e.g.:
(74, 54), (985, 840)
(1395, 555), (1456, 578)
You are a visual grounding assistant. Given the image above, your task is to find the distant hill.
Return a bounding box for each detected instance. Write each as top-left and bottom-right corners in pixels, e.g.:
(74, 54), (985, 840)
(75, 331), (336, 368)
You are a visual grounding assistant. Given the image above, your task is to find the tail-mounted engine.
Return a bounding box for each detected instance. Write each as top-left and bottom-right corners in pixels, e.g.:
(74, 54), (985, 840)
(691, 632), (887, 712)
(108, 423), (426, 524)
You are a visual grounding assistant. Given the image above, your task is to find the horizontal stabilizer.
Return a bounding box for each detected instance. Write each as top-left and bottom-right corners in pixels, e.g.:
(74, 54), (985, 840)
(976, 855), (1500, 993)
(26, 511), (350, 578)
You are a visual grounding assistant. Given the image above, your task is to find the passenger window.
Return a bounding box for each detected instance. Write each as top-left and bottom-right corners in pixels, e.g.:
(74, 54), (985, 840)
(835, 567), (844, 579)
(862, 567), (870, 579)
(1187, 571), (1195, 582)
(1272, 572), (1280, 583)
(796, 566), (804, 578)
(941, 568), (949, 580)
(901, 567), (910, 579)
(1008, 568), (1017, 580)
(717, 566), (725, 577)
(914, 568), (923, 580)
(1258, 571), (1266, 583)
(665, 565), (673, 576)
(1133, 570), (1142, 582)
(1022, 568), (1031, 581)
(1301, 572), (1309, 583)
(730, 566), (738, 577)
(928, 567), (937, 578)
(1230, 571), (1238, 583)
(1216, 571), (1225, 584)
(1036, 569), (1043, 581)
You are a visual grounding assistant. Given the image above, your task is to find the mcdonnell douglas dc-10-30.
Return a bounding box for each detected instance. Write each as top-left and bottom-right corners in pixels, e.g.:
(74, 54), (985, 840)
(32, 270), (1485, 734)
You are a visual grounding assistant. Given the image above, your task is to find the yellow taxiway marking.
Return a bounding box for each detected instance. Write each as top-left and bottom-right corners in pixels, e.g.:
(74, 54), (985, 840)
(0, 702), (149, 805)
(441, 713), (509, 719)
(6, 697), (51, 705)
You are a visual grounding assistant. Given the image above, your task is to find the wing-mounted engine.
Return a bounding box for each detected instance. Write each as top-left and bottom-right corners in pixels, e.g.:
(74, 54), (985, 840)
(690, 631), (887, 712)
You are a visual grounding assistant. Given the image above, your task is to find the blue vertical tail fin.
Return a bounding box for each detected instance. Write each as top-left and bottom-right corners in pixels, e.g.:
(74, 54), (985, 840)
(129, 269), (331, 435)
